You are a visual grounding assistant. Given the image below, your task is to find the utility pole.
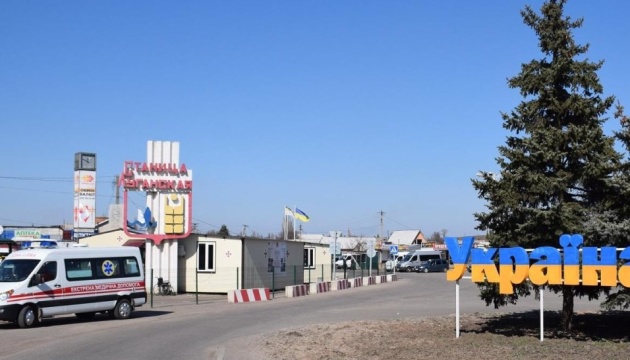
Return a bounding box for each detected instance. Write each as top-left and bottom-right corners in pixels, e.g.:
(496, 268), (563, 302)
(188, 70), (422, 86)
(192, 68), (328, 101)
(379, 210), (385, 240)
(113, 175), (120, 204)
(242, 224), (248, 237)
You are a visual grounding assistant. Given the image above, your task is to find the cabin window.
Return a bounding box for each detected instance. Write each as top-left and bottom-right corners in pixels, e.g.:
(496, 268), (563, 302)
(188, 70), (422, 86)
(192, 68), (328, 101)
(303, 247), (315, 268)
(37, 261), (57, 282)
(197, 242), (216, 272)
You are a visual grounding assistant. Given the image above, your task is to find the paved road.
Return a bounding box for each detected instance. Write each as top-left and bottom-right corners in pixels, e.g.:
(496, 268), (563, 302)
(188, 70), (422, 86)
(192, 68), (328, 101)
(0, 273), (603, 359)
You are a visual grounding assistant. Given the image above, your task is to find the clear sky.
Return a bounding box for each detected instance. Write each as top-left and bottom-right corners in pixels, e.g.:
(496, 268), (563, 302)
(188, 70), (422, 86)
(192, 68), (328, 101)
(1, 1), (629, 239)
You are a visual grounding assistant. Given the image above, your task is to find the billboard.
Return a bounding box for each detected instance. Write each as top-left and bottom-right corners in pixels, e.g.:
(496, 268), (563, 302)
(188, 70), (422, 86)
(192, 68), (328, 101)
(120, 141), (193, 245)
(73, 170), (96, 232)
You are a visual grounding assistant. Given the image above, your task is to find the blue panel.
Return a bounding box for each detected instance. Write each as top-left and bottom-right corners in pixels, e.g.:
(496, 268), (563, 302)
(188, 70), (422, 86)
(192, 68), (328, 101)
(0, 230), (15, 239)
(499, 247), (528, 265)
(445, 236), (474, 264)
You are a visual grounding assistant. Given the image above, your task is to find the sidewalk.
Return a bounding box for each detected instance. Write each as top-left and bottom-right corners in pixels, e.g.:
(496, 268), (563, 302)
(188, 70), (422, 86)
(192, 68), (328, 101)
(146, 292), (227, 308)
(146, 290), (287, 308)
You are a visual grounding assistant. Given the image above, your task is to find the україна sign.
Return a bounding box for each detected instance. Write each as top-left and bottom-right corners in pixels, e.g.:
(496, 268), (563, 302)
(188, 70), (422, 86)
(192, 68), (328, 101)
(446, 234), (630, 294)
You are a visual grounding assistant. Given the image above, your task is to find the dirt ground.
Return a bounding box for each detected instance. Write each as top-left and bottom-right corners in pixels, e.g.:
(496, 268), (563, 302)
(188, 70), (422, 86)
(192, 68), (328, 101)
(253, 311), (630, 360)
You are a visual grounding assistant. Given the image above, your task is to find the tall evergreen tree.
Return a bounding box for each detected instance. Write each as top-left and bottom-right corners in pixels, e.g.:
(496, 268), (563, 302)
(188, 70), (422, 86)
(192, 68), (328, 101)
(472, 0), (623, 332)
(594, 104), (630, 310)
(218, 224), (230, 237)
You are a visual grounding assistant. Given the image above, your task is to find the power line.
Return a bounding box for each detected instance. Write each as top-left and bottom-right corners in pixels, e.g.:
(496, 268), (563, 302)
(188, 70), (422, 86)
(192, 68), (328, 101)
(0, 175), (119, 183)
(383, 215), (414, 230)
(0, 217), (56, 226)
(192, 218), (220, 230)
(0, 186), (121, 198)
(0, 176), (73, 182)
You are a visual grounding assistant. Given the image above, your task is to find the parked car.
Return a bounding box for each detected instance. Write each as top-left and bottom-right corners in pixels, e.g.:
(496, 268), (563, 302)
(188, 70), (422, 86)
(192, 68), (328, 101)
(414, 259), (450, 273)
(385, 252), (409, 272)
(396, 250), (442, 272)
(335, 254), (357, 269)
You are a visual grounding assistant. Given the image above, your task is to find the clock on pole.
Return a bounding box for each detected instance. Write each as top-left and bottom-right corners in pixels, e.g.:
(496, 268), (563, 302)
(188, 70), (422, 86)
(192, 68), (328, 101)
(75, 152), (96, 171)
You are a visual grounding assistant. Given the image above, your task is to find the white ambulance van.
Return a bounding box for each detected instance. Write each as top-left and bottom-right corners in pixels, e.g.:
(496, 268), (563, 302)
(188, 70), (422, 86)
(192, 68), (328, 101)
(0, 247), (146, 328)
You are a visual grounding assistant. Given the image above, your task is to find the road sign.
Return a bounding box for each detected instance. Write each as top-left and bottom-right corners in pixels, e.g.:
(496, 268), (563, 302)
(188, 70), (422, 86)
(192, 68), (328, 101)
(329, 242), (341, 255)
(389, 245), (398, 255)
(366, 248), (376, 258)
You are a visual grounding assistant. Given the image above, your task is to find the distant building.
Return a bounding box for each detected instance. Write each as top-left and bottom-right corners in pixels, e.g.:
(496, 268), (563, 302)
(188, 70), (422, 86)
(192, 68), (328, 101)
(385, 230), (426, 249)
(80, 231), (317, 293)
(0, 225), (73, 258)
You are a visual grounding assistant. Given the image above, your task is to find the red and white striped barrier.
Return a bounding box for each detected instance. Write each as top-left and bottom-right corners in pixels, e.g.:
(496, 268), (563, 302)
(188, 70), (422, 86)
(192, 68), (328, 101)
(228, 288), (271, 303)
(286, 284), (309, 298)
(388, 274), (398, 282)
(331, 279), (350, 291)
(309, 281), (331, 294)
(363, 276), (376, 285)
(376, 275), (387, 284)
(349, 277), (363, 288)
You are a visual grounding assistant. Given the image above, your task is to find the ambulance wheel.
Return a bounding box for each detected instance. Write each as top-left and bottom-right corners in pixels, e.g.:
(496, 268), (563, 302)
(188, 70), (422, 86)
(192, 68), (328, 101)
(17, 305), (39, 328)
(113, 299), (132, 319)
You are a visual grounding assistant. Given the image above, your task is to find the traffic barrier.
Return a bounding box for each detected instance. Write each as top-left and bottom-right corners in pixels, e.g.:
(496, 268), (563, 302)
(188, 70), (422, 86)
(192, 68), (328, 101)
(376, 275), (387, 284)
(286, 284), (309, 298)
(228, 288), (271, 303)
(388, 274), (398, 282)
(331, 279), (350, 290)
(363, 276), (376, 285)
(309, 281), (331, 294)
(349, 277), (363, 288)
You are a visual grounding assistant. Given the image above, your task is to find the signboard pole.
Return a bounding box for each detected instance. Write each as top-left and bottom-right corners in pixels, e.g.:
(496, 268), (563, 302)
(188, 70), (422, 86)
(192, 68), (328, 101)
(456, 280), (460, 338)
(333, 234), (337, 280)
(366, 239), (375, 275)
(330, 231), (341, 281)
(389, 245), (398, 275)
(540, 286), (544, 342)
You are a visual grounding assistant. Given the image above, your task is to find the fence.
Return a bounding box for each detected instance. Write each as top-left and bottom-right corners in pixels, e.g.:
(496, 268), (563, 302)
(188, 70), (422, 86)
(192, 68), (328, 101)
(148, 262), (384, 296)
(304, 262), (383, 283)
(146, 262), (390, 306)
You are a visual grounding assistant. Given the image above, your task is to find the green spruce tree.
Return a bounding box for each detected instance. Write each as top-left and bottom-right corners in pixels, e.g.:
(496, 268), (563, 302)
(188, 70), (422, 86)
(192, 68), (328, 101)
(472, 0), (623, 332)
(594, 104), (630, 310)
(218, 225), (230, 237)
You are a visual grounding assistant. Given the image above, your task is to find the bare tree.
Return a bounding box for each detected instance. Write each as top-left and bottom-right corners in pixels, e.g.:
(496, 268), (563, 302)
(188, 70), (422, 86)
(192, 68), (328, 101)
(350, 237), (367, 252)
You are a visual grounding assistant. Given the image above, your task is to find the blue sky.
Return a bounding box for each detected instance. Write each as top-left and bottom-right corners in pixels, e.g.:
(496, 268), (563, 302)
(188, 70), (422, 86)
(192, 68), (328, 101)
(1, 1), (629, 238)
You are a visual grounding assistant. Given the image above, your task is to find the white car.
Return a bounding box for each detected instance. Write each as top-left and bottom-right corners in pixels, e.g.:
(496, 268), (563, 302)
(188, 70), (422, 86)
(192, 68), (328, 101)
(335, 254), (356, 269)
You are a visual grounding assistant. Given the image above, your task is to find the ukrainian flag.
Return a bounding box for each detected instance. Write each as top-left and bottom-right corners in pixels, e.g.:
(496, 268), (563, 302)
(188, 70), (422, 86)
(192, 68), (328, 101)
(295, 208), (310, 222)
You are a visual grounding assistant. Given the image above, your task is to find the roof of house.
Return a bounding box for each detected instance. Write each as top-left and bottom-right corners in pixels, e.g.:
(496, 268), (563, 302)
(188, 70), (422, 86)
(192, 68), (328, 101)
(297, 233), (380, 251)
(386, 230), (424, 245)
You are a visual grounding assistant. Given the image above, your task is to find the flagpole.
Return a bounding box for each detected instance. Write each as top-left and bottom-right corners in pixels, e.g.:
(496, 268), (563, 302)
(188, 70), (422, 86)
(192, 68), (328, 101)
(293, 206), (297, 240)
(283, 206), (287, 240)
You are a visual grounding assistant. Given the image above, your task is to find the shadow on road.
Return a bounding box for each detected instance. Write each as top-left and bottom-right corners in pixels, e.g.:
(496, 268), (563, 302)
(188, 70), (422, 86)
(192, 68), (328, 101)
(463, 310), (630, 341)
(0, 310), (173, 329)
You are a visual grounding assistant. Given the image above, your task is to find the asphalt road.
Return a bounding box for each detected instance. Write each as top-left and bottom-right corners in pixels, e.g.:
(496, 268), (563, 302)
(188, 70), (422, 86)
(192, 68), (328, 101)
(0, 272), (603, 360)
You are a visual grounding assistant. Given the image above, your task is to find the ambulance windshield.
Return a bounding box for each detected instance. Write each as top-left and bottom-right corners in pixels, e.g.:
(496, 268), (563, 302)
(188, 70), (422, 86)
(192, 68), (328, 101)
(0, 259), (40, 282)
